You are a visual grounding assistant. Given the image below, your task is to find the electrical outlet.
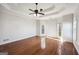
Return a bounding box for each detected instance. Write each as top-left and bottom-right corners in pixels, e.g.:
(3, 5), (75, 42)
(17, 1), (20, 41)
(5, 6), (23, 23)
(3, 39), (9, 42)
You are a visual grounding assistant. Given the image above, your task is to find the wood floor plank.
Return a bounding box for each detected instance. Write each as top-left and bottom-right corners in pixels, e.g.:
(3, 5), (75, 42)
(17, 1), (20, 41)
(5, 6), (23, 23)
(0, 36), (78, 55)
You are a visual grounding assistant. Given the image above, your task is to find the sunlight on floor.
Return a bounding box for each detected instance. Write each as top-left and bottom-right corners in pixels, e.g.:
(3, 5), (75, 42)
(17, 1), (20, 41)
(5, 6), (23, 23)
(58, 36), (63, 55)
(41, 36), (46, 49)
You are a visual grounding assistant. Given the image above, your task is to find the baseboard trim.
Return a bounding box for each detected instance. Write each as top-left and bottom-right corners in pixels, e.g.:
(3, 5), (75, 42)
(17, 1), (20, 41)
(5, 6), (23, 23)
(0, 35), (37, 45)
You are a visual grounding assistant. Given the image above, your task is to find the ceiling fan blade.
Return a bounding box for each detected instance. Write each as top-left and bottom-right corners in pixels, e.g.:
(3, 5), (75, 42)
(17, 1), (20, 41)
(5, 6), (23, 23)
(42, 5), (55, 12)
(38, 13), (45, 15)
(29, 9), (34, 12)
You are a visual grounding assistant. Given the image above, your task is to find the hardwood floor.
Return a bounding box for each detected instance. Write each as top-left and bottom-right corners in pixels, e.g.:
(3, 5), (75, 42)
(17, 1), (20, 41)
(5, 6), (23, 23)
(0, 36), (78, 55)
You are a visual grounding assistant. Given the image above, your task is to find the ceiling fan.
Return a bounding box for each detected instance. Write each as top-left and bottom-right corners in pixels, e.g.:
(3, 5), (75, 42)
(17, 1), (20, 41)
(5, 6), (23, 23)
(29, 3), (45, 16)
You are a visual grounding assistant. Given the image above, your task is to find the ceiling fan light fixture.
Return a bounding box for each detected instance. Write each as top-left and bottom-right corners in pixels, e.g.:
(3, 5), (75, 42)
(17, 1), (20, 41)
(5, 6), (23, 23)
(40, 9), (43, 11)
(29, 3), (45, 16)
(34, 14), (40, 16)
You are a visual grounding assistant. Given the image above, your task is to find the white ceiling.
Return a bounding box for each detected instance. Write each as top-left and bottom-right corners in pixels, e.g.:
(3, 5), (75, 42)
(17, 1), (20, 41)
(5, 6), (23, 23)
(0, 3), (79, 20)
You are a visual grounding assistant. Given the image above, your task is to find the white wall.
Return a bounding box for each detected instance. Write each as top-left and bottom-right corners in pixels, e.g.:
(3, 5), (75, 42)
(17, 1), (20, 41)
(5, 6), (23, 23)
(0, 7), (36, 45)
(62, 14), (73, 42)
(36, 20), (40, 36)
(45, 19), (57, 37)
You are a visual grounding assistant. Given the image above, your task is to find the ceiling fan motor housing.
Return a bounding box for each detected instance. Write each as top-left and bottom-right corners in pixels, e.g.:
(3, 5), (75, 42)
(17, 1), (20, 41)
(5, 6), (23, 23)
(34, 10), (38, 14)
